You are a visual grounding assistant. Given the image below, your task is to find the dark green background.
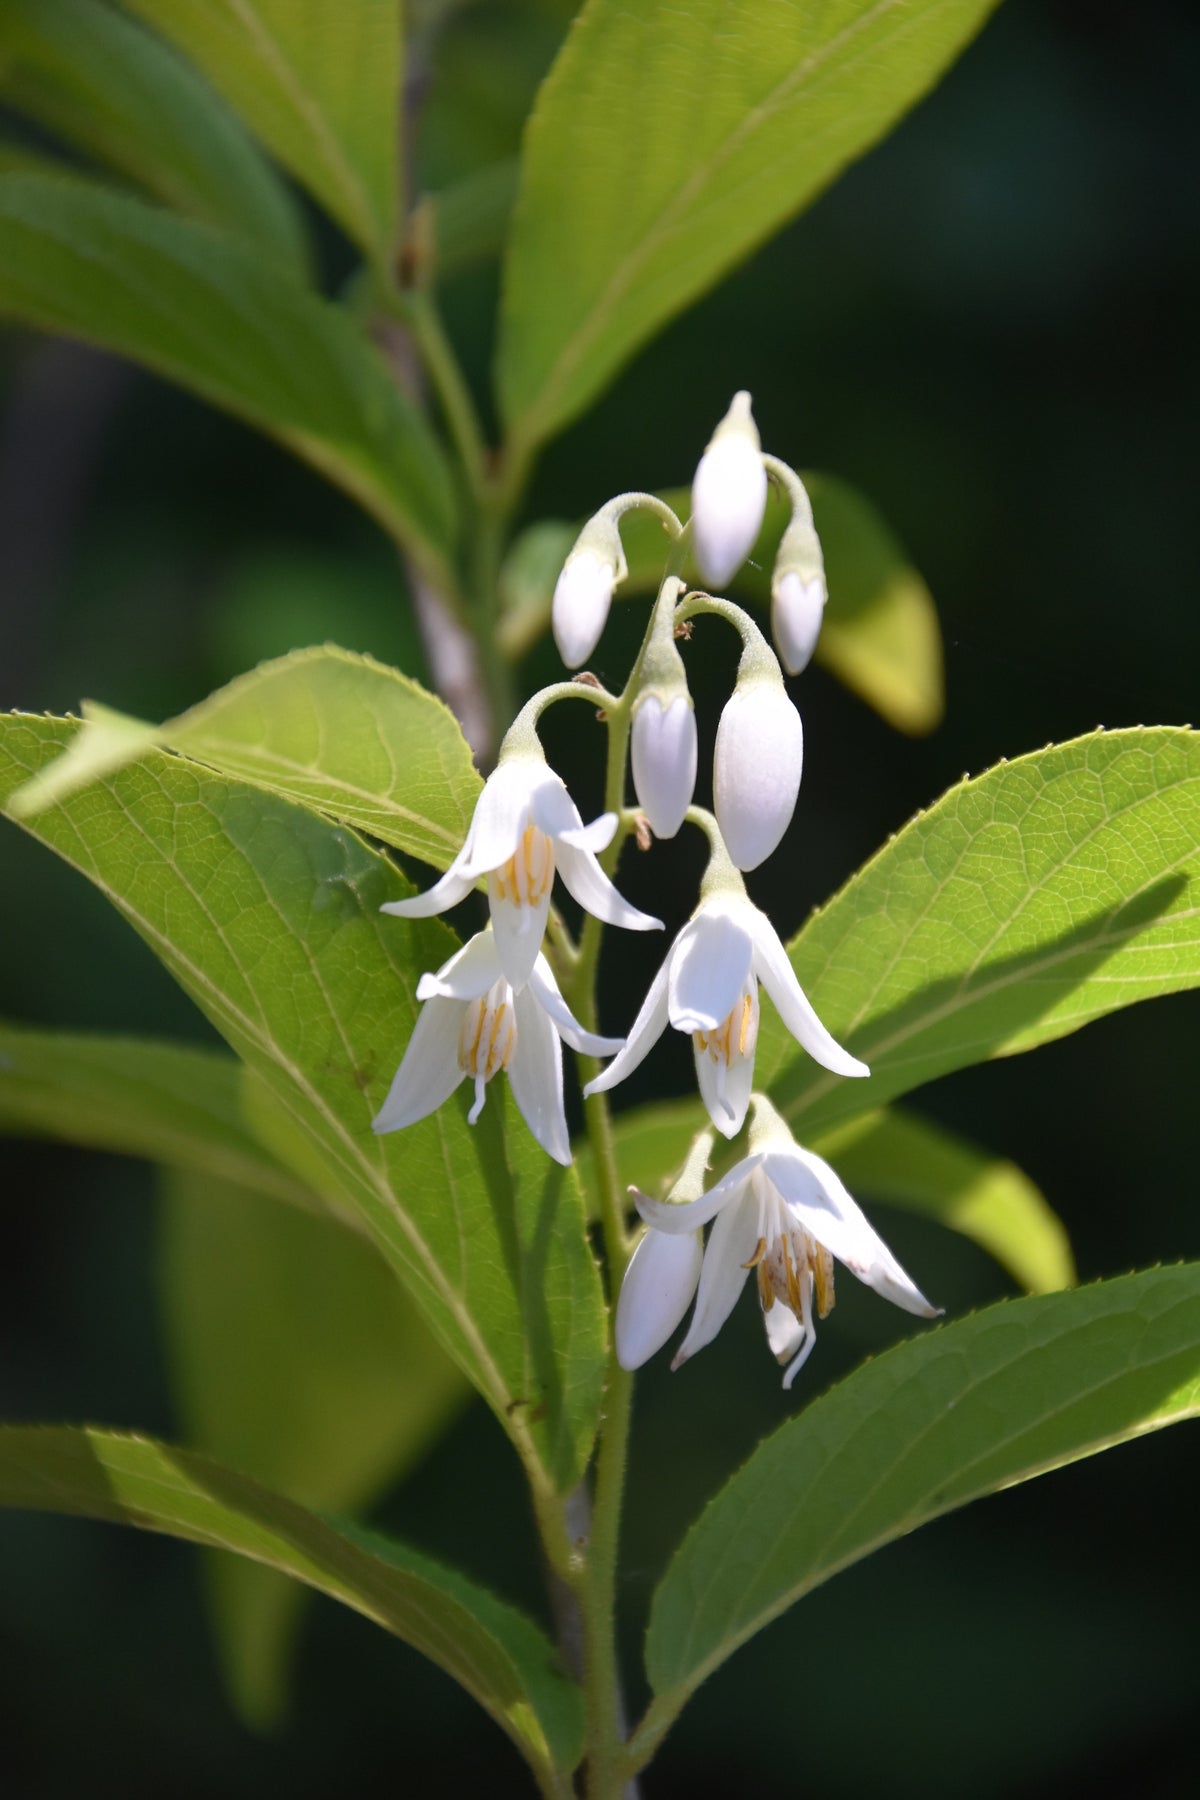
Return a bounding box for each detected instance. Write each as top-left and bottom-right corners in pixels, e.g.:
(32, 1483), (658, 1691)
(0, 1), (1196, 1793)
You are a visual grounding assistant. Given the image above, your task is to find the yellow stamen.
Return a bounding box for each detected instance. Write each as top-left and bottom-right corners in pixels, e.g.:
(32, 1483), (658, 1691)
(756, 1260), (775, 1311)
(742, 1236), (768, 1270)
(812, 1243), (836, 1318)
(493, 825), (554, 908)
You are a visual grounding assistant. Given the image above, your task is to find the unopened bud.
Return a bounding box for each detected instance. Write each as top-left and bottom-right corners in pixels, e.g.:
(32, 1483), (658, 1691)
(691, 392), (768, 589)
(772, 570), (826, 675)
(631, 692), (697, 839)
(713, 674), (804, 870)
(552, 547), (616, 668)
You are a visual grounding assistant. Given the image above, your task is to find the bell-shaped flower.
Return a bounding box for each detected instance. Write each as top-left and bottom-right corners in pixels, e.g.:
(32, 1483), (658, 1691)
(772, 570), (826, 675)
(713, 673), (803, 870)
(552, 548), (616, 669)
(624, 1097), (940, 1387)
(372, 927), (622, 1166)
(631, 692), (697, 839)
(584, 890), (867, 1139)
(381, 752), (662, 989)
(691, 391), (768, 589)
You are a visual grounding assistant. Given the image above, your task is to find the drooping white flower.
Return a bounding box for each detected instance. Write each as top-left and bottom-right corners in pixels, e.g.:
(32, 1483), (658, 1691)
(624, 1098), (940, 1387)
(552, 548), (615, 669)
(631, 692), (697, 839)
(615, 1224), (705, 1371)
(713, 675), (803, 870)
(584, 890), (867, 1139)
(372, 927), (622, 1165)
(691, 392), (768, 589)
(772, 570), (826, 675)
(381, 752), (662, 989)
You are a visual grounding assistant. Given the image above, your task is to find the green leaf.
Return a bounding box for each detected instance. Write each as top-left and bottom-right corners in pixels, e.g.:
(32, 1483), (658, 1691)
(0, 1019), (311, 1212)
(578, 1096), (1071, 1294)
(0, 174), (457, 577)
(8, 648), (482, 870)
(0, 716), (606, 1493)
(812, 1109), (1074, 1295)
(497, 478), (943, 735)
(638, 1265), (1200, 1751)
(759, 728), (1200, 1137)
(115, 0), (401, 261)
(0, 1426), (582, 1780)
(159, 1167), (469, 1732)
(432, 158), (519, 281)
(0, 0), (305, 266)
(498, 0), (1001, 452)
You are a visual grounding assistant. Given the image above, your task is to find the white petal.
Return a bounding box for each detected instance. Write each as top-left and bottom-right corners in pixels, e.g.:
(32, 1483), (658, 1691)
(488, 881), (553, 990)
(615, 1228), (703, 1370)
(456, 759), (538, 877)
(372, 999), (463, 1133)
(693, 1024), (755, 1139)
(750, 909), (869, 1078)
(526, 772), (613, 855)
(509, 987), (570, 1165)
(631, 695), (697, 839)
(671, 1187), (760, 1367)
(634, 1155), (762, 1234)
(380, 862), (475, 919)
(583, 956), (671, 1097)
(713, 682), (803, 871)
(762, 1295), (806, 1364)
(667, 908), (753, 1033)
(552, 550), (614, 668)
(691, 434), (768, 589)
(529, 957), (623, 1056)
(415, 929), (502, 1002)
(772, 571), (826, 675)
(762, 1148), (939, 1318)
(554, 839), (663, 932)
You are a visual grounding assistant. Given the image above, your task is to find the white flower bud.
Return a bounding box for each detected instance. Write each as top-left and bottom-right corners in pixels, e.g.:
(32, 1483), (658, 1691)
(714, 677), (804, 870)
(691, 392), (768, 589)
(631, 693), (697, 839)
(552, 548), (615, 668)
(616, 1225), (703, 1371)
(772, 570), (827, 675)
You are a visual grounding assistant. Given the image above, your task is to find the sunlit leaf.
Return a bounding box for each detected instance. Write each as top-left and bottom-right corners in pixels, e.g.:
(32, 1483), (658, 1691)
(0, 1020), (310, 1212)
(758, 728), (1200, 1136)
(0, 716), (606, 1493)
(8, 648), (482, 871)
(116, 0), (401, 260)
(0, 1426), (582, 1779)
(637, 1265), (1200, 1755)
(159, 1168), (469, 1731)
(0, 174), (458, 577)
(498, 0), (1000, 452)
(0, 0), (305, 265)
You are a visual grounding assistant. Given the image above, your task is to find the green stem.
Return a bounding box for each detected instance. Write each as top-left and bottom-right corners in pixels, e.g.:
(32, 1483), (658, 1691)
(398, 286), (490, 504)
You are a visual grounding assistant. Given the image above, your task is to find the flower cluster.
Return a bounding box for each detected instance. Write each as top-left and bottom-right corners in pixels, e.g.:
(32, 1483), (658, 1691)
(374, 395), (936, 1384)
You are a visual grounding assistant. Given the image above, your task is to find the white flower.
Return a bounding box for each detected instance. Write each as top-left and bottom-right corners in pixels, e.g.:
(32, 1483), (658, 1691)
(584, 890), (867, 1139)
(372, 928), (622, 1165)
(552, 548), (615, 669)
(713, 677), (804, 870)
(772, 570), (826, 675)
(691, 392), (768, 589)
(631, 693), (697, 839)
(381, 753), (662, 989)
(623, 1104), (940, 1386)
(615, 1226), (704, 1370)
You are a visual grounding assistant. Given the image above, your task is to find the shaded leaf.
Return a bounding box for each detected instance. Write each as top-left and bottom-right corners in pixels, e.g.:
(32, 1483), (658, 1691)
(0, 174), (457, 575)
(758, 728), (1200, 1137)
(9, 648), (482, 871)
(637, 1265), (1200, 1752)
(0, 0), (304, 265)
(498, 0), (1000, 451)
(159, 1167), (469, 1731)
(116, 0), (401, 260)
(0, 715), (606, 1493)
(0, 1019), (310, 1212)
(432, 159), (519, 281)
(0, 1426), (582, 1779)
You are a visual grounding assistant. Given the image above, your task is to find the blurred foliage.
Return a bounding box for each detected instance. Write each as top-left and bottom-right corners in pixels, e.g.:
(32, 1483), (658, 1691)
(0, 0), (1198, 1796)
